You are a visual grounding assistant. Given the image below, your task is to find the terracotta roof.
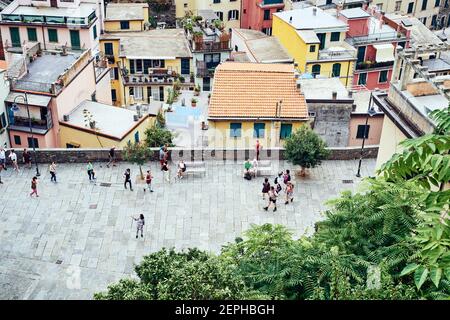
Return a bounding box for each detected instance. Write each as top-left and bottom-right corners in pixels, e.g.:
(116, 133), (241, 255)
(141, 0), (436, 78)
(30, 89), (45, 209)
(209, 62), (308, 119)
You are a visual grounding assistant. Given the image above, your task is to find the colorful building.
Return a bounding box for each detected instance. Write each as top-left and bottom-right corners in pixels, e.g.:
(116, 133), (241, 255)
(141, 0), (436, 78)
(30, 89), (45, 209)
(208, 62), (309, 148)
(272, 7), (357, 87)
(0, 0), (102, 62)
(104, 2), (149, 33)
(339, 7), (410, 90)
(241, 0), (285, 35)
(99, 29), (193, 107)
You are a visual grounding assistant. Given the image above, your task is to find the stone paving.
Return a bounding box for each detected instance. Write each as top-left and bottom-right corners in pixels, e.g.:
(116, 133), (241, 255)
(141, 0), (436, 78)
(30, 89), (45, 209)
(0, 159), (375, 299)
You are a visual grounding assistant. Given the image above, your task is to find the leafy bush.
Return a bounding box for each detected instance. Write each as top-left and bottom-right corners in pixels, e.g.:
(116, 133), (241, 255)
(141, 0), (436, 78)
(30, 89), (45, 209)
(144, 124), (174, 148)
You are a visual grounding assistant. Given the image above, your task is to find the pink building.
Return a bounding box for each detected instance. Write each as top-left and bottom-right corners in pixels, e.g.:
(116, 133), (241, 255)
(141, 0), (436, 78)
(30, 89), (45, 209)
(241, 0), (284, 35)
(339, 7), (410, 90)
(5, 48), (110, 148)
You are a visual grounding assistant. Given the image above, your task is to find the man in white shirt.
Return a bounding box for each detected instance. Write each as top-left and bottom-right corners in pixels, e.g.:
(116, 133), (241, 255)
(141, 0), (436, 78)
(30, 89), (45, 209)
(0, 147), (6, 170)
(8, 149), (19, 172)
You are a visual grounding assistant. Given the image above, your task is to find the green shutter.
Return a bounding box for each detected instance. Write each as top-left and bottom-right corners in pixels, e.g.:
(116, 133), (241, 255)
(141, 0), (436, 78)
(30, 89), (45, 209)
(10, 27), (21, 47)
(230, 123), (242, 137)
(280, 124), (292, 139)
(48, 29), (58, 43)
(93, 25), (97, 40)
(70, 30), (80, 49)
(253, 123), (265, 138)
(27, 28), (37, 42)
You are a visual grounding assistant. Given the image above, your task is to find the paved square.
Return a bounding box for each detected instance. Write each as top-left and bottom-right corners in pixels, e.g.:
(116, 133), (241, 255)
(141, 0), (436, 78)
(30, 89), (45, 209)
(0, 159), (375, 299)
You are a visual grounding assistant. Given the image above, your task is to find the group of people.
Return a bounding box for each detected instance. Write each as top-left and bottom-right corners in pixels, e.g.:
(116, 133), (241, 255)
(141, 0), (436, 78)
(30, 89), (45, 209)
(261, 170), (294, 212)
(243, 158), (259, 180)
(0, 147), (32, 176)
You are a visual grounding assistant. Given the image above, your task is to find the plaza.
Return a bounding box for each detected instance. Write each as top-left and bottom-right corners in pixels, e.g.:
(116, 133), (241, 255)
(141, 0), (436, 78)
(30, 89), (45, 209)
(0, 158), (375, 299)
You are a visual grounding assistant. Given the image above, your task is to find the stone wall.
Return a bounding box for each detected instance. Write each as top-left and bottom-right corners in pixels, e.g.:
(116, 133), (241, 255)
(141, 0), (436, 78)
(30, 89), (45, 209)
(6, 146), (378, 164)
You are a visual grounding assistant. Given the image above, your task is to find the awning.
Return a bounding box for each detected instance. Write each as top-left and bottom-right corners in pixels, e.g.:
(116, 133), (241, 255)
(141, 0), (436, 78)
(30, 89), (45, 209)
(374, 43), (395, 63)
(5, 92), (51, 107)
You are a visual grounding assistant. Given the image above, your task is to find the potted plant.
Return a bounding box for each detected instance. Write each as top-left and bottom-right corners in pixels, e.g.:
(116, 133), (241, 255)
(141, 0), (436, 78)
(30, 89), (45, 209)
(208, 93), (211, 104)
(194, 84), (201, 96)
(191, 98), (197, 107)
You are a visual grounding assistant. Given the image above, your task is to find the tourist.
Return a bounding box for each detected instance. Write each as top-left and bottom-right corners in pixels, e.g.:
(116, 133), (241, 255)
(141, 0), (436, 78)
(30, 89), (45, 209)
(274, 172), (283, 194)
(0, 165), (3, 184)
(159, 146), (165, 169)
(177, 160), (186, 179)
(30, 176), (38, 197)
(8, 149), (19, 172)
(263, 186), (278, 212)
(256, 140), (261, 160)
(285, 181), (295, 205)
(283, 169), (291, 186)
(163, 145), (169, 162)
(0, 147), (6, 170)
(262, 177), (270, 200)
(132, 214), (145, 239)
(161, 161), (170, 182)
(243, 159), (252, 180)
(106, 146), (116, 168)
(49, 161), (57, 183)
(251, 158), (258, 177)
(87, 162), (96, 182)
(144, 170), (154, 192)
(23, 149), (32, 169)
(124, 168), (133, 191)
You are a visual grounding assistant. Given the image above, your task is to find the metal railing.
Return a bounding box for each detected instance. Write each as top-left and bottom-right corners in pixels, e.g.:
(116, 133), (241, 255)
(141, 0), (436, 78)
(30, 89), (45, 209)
(317, 48), (356, 60)
(191, 40), (231, 52)
(11, 115), (52, 130)
(1, 12), (97, 26)
(346, 32), (407, 46)
(356, 60), (394, 70)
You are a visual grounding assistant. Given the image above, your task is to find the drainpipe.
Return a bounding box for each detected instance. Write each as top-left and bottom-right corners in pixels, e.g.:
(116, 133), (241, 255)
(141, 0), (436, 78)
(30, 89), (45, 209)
(41, 25), (46, 50)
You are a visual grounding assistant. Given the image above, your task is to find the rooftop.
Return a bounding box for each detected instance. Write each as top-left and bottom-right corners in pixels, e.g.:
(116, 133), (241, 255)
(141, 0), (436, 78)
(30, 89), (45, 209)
(386, 14), (442, 46)
(422, 53), (450, 72)
(2, 2), (96, 18)
(63, 100), (148, 139)
(101, 29), (192, 59)
(209, 62), (308, 119)
(274, 7), (348, 31)
(339, 8), (370, 19)
(298, 78), (352, 101)
(232, 29), (293, 63)
(105, 3), (148, 21)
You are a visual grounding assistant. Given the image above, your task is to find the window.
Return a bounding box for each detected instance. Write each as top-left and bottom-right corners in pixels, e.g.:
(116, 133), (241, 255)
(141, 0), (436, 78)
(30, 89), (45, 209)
(204, 54), (220, 68)
(129, 87), (134, 96)
(213, 0), (220, 3)
(184, 3), (188, 7)
(376, 3), (383, 10)
(136, 59), (143, 73)
(215, 11), (223, 21)
(432, 15), (438, 28)
(309, 45), (316, 52)
(312, 64), (321, 77)
(9, 27), (21, 47)
(356, 125), (370, 139)
(0, 112), (7, 130)
(91, 92), (96, 102)
(253, 123), (265, 138)
(111, 67), (119, 80)
(14, 135), (21, 145)
(66, 143), (80, 148)
(358, 73), (367, 85)
(228, 10), (239, 21)
(131, 87), (143, 100)
(234, 45), (238, 51)
(181, 58), (190, 74)
(435, 0), (441, 7)
(93, 25), (97, 39)
(332, 63), (341, 77)
(263, 9), (270, 21)
(407, 2), (414, 13)
(48, 29), (58, 42)
(120, 21), (130, 30)
(330, 32), (340, 42)
(379, 70), (388, 83)
(111, 89), (117, 101)
(230, 123), (242, 138)
(27, 137), (39, 148)
(395, 1), (402, 11)
(421, 0), (428, 10)
(27, 28), (37, 42)
(134, 131), (140, 143)
(280, 124), (292, 139)
(317, 33), (326, 50)
(104, 43), (113, 55)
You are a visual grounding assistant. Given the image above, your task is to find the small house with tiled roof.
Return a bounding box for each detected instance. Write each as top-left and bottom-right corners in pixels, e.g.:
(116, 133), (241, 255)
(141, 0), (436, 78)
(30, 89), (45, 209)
(208, 62), (309, 148)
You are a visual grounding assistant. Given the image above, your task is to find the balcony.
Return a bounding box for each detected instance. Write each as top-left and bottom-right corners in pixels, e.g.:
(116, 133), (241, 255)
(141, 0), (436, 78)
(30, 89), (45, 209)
(356, 60), (394, 71)
(260, 0), (284, 6)
(196, 61), (216, 77)
(123, 69), (178, 85)
(11, 79), (63, 95)
(0, 11), (96, 27)
(191, 39), (231, 53)
(346, 32), (407, 46)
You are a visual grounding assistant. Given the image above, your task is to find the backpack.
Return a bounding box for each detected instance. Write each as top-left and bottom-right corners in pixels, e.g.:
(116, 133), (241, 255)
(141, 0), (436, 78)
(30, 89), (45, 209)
(276, 183), (282, 193)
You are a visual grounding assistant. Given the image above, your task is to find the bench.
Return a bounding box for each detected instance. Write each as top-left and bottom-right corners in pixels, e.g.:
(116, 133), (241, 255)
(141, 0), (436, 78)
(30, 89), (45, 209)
(182, 161), (206, 177)
(255, 160), (272, 176)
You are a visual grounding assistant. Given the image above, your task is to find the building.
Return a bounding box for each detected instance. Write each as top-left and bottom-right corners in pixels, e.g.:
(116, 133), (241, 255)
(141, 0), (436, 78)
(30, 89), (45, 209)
(272, 7), (357, 86)
(241, 0), (285, 35)
(0, 68), (10, 147)
(59, 100), (155, 148)
(231, 28), (293, 63)
(208, 62), (309, 148)
(175, 0), (242, 30)
(182, 10), (231, 91)
(373, 44), (450, 169)
(99, 29), (193, 107)
(0, 0), (103, 63)
(284, 0), (367, 11)
(4, 47), (110, 148)
(339, 7), (411, 90)
(104, 2), (149, 32)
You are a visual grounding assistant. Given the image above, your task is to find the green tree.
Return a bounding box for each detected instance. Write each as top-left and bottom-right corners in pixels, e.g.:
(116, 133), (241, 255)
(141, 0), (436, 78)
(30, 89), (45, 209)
(144, 124), (174, 148)
(122, 141), (151, 179)
(156, 110), (166, 128)
(284, 126), (330, 175)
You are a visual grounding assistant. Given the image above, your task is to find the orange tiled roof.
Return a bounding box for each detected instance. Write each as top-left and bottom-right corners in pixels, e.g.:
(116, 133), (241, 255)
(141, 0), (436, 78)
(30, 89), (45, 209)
(208, 62), (308, 119)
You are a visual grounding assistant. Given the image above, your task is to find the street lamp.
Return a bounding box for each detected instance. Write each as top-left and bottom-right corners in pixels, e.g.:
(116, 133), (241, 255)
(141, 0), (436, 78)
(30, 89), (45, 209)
(356, 92), (377, 178)
(11, 92), (40, 176)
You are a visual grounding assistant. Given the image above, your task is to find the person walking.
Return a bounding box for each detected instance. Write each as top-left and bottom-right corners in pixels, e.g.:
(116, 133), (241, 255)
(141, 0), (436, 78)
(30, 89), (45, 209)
(23, 149), (32, 169)
(49, 161), (57, 182)
(132, 214), (145, 238)
(285, 181), (295, 205)
(283, 169), (291, 186)
(30, 176), (39, 197)
(255, 140), (261, 161)
(159, 146), (165, 169)
(161, 161), (170, 182)
(262, 177), (270, 200)
(8, 149), (19, 172)
(144, 170), (154, 192)
(0, 147), (7, 170)
(106, 146), (116, 168)
(274, 172), (283, 194)
(124, 168), (133, 191)
(176, 160), (186, 180)
(264, 186), (278, 212)
(87, 162), (96, 182)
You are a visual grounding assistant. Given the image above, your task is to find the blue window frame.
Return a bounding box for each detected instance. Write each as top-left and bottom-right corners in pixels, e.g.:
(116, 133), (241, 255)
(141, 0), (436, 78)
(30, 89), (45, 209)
(230, 123), (242, 138)
(280, 123), (292, 139)
(104, 43), (113, 55)
(253, 123), (265, 138)
(181, 58), (190, 74)
(120, 21), (130, 30)
(134, 131), (140, 143)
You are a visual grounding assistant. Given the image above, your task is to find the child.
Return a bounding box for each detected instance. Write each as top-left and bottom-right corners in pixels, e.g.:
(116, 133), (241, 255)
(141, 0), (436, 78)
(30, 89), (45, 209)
(144, 170), (154, 192)
(30, 176), (38, 197)
(49, 161), (57, 183)
(285, 182), (294, 205)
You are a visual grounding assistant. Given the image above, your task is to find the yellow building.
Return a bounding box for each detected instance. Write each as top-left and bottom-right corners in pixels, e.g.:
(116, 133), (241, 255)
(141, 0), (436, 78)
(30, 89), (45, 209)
(208, 62), (309, 148)
(100, 29), (193, 107)
(104, 3), (149, 32)
(272, 7), (356, 87)
(59, 100), (156, 148)
(175, 0), (241, 29)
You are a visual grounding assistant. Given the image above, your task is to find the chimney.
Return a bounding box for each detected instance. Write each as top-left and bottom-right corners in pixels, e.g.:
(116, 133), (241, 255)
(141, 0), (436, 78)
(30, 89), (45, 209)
(63, 114), (69, 122)
(289, 16), (292, 23)
(332, 91), (337, 100)
(312, 7), (317, 16)
(133, 114), (139, 121)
